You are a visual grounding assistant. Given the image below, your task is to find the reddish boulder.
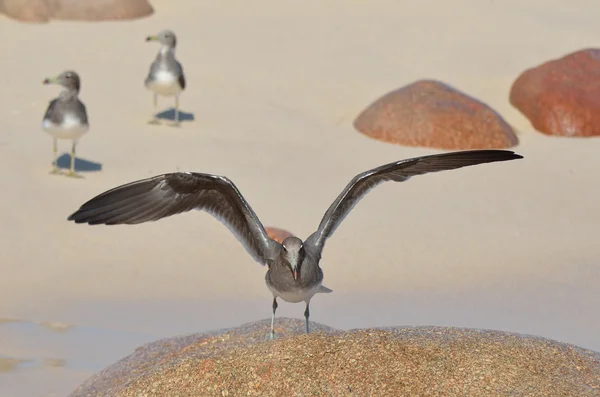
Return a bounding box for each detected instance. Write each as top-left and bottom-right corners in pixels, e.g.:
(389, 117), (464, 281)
(510, 48), (600, 137)
(354, 80), (518, 150)
(0, 0), (153, 23)
(265, 227), (295, 244)
(0, 0), (50, 22)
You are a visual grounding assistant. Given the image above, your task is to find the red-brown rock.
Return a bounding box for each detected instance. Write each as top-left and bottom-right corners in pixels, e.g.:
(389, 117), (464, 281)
(354, 80), (518, 150)
(510, 48), (600, 137)
(265, 227), (295, 244)
(0, 0), (153, 23)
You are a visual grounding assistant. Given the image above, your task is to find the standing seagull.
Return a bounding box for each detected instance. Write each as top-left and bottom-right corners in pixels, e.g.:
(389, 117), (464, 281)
(67, 150), (522, 338)
(144, 29), (186, 126)
(42, 70), (89, 178)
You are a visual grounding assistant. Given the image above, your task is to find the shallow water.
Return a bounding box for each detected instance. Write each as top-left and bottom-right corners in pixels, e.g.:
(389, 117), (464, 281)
(2, 275), (599, 397)
(0, 318), (157, 396)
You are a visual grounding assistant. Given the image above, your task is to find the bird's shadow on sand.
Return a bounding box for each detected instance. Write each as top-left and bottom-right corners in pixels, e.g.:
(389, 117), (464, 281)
(56, 154), (103, 172)
(155, 108), (195, 122)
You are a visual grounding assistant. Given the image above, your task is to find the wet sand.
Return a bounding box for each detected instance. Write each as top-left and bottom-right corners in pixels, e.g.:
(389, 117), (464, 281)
(1, 1), (600, 396)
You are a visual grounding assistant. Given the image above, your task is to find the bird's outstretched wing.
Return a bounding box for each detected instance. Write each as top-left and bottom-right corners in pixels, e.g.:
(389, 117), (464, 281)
(68, 172), (279, 266)
(305, 150), (522, 255)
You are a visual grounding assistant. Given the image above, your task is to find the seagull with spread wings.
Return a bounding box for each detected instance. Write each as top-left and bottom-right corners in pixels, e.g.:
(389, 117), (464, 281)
(68, 150), (522, 339)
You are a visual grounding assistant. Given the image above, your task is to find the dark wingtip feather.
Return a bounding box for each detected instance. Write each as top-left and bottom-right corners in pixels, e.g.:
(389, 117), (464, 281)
(483, 150), (523, 159)
(485, 150), (523, 161)
(448, 149), (523, 163)
(67, 211), (81, 222)
(67, 210), (92, 224)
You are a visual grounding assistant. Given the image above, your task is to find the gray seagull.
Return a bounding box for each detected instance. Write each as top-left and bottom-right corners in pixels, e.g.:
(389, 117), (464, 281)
(67, 150), (522, 338)
(145, 29), (186, 126)
(42, 70), (89, 178)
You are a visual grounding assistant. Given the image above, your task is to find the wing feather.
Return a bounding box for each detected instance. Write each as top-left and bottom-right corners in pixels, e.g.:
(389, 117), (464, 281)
(177, 61), (186, 90)
(305, 150), (522, 255)
(68, 172), (279, 265)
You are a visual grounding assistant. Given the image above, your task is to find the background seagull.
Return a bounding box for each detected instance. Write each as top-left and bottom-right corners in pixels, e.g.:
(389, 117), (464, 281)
(144, 29), (186, 126)
(67, 150), (522, 338)
(42, 70), (89, 178)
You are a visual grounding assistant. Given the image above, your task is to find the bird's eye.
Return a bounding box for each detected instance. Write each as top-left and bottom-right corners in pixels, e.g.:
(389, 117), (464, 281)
(65, 74), (71, 79)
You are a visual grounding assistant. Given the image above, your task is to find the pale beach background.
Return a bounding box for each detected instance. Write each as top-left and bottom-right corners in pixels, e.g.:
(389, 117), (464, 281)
(1, 1), (599, 396)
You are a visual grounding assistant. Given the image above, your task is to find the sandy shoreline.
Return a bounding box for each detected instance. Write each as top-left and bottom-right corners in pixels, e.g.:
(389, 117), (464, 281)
(1, 1), (600, 396)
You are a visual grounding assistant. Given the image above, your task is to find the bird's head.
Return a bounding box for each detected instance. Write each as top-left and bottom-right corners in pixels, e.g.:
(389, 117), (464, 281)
(281, 236), (305, 280)
(43, 70), (81, 93)
(146, 29), (177, 48)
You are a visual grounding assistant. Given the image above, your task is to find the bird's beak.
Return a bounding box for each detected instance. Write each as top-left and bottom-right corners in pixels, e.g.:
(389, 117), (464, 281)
(43, 76), (57, 85)
(145, 35), (157, 42)
(293, 269), (298, 280)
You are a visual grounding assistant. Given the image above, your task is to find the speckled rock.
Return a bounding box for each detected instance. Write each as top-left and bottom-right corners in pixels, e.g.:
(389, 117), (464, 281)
(265, 227), (295, 244)
(354, 80), (518, 149)
(69, 318), (600, 397)
(510, 48), (600, 137)
(0, 0), (153, 23)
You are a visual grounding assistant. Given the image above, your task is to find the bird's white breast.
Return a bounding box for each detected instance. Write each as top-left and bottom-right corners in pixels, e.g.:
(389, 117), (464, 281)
(267, 281), (324, 303)
(147, 70), (182, 97)
(42, 115), (89, 140)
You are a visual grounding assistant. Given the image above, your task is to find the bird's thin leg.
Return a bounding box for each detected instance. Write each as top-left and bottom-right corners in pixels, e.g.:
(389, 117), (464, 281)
(171, 95), (180, 127)
(66, 142), (82, 178)
(148, 93), (159, 125)
(304, 302), (310, 334)
(50, 138), (59, 174)
(267, 297), (278, 340)
(70, 142), (75, 172)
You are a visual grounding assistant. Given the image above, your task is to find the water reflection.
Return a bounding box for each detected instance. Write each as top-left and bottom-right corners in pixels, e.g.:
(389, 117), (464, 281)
(43, 358), (67, 368)
(0, 356), (30, 373)
(39, 321), (75, 333)
(0, 318), (24, 325)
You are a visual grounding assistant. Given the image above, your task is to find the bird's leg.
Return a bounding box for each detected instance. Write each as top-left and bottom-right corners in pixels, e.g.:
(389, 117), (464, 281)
(267, 298), (278, 340)
(66, 142), (82, 179)
(170, 95), (181, 127)
(304, 302), (310, 334)
(50, 138), (59, 174)
(148, 93), (160, 125)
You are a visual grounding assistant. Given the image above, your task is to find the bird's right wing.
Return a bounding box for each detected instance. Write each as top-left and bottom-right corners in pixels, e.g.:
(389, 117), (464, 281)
(68, 172), (280, 266)
(42, 98), (58, 122)
(145, 59), (161, 85)
(305, 150), (522, 255)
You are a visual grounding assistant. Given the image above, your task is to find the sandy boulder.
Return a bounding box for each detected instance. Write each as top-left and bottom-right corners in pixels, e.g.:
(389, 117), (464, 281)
(510, 48), (600, 137)
(354, 80), (518, 150)
(0, 0), (153, 23)
(69, 318), (600, 397)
